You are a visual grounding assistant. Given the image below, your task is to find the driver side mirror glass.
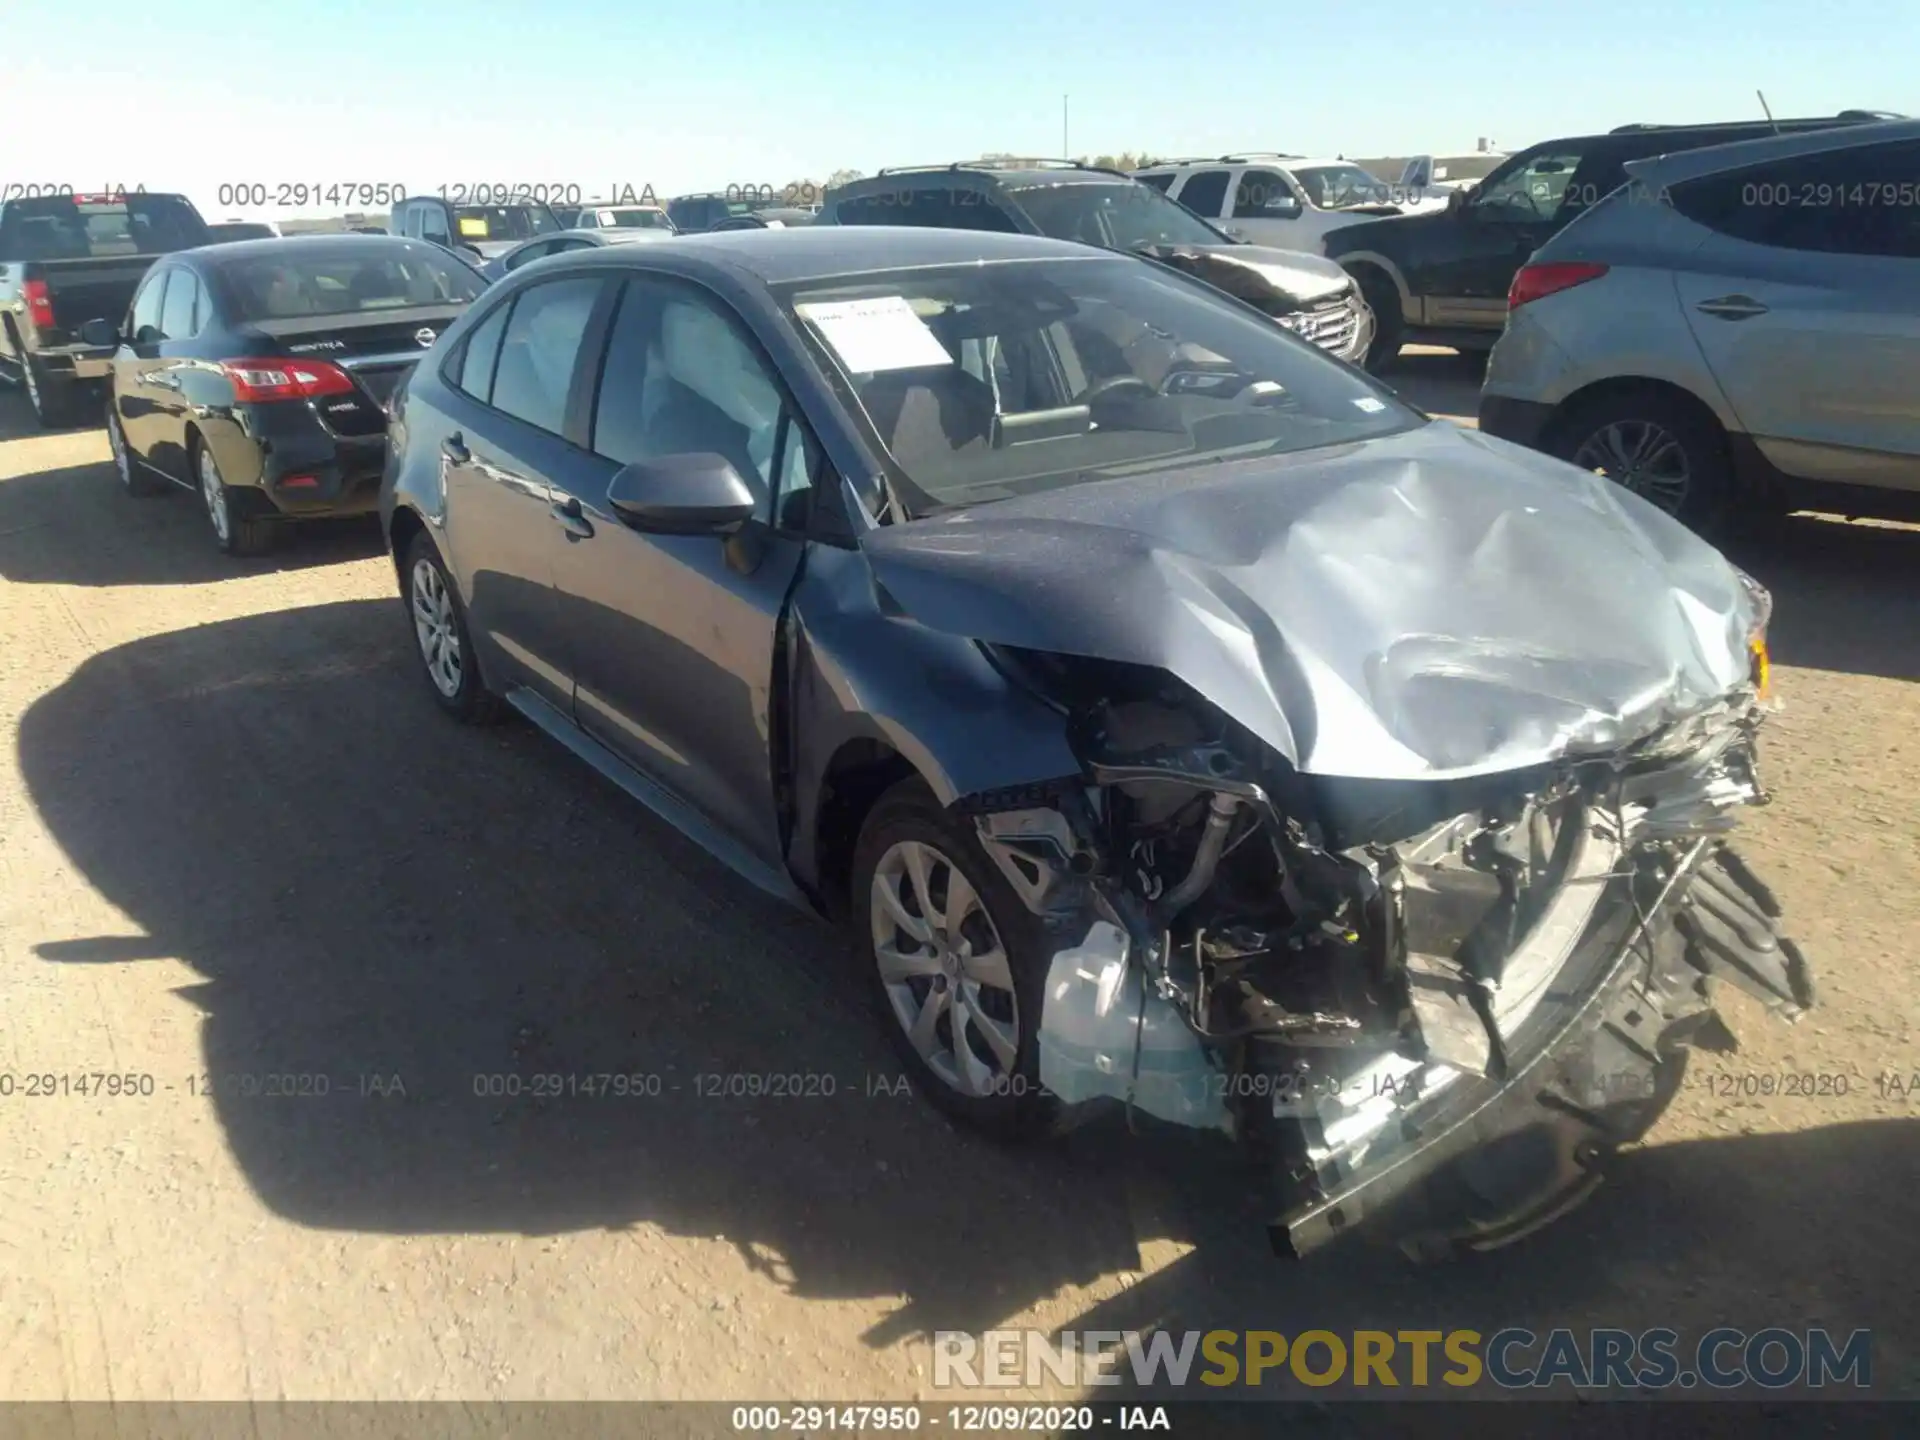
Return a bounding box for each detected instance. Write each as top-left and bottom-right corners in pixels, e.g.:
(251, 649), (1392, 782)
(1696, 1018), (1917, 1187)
(79, 317), (119, 347)
(1447, 188), (1472, 216)
(607, 453), (760, 535)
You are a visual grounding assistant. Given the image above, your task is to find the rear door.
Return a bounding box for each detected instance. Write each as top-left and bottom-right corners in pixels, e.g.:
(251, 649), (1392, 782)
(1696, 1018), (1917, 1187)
(437, 274), (609, 704)
(1669, 136), (1920, 493)
(544, 273), (812, 865)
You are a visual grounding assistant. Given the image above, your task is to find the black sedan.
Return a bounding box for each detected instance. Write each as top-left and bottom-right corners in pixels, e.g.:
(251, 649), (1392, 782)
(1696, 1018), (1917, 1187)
(87, 234), (485, 554)
(378, 228), (1806, 1260)
(476, 227), (670, 285)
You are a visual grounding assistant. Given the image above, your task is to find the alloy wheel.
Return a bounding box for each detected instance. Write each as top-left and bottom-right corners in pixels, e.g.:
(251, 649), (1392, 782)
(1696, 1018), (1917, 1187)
(411, 557), (464, 698)
(109, 412), (131, 488)
(869, 839), (1020, 1097)
(198, 447), (231, 544)
(1571, 419), (1691, 514)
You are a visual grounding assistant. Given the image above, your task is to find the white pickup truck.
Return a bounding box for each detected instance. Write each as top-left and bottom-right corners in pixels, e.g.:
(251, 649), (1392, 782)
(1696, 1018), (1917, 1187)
(1131, 154), (1450, 255)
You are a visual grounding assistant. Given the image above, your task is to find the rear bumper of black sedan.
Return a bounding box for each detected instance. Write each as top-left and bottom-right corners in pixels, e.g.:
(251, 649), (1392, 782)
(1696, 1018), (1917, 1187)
(226, 403), (388, 519)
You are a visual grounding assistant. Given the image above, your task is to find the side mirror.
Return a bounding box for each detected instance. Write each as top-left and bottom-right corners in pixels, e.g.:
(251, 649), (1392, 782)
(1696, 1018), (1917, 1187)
(1447, 188), (1472, 216)
(456, 243), (484, 263)
(79, 317), (119, 348)
(607, 453), (760, 535)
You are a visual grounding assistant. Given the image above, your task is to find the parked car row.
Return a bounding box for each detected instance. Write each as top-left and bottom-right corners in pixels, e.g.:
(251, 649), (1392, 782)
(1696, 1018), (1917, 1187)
(1477, 117), (1920, 531)
(0, 149), (1822, 1263)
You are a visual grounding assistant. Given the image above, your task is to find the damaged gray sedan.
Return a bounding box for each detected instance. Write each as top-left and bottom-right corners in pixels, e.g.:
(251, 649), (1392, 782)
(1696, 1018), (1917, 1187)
(382, 227), (1811, 1260)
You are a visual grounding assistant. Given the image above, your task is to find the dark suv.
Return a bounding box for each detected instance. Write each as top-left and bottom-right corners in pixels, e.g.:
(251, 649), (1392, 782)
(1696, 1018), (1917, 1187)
(820, 162), (1375, 366)
(1323, 112), (1902, 367)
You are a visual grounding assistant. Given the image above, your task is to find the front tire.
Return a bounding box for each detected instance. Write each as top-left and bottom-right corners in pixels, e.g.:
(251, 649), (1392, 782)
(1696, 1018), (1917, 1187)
(108, 399), (166, 497)
(1352, 267), (1403, 373)
(403, 531), (501, 723)
(852, 780), (1057, 1139)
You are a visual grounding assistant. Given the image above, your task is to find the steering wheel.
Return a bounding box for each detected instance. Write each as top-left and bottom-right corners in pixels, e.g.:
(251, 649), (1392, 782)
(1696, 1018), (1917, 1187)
(1074, 374), (1158, 406)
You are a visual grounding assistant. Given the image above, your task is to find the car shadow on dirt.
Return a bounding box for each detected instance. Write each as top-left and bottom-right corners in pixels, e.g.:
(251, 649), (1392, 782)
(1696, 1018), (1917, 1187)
(1724, 515), (1920, 685)
(18, 599), (1919, 1365)
(0, 461), (385, 586)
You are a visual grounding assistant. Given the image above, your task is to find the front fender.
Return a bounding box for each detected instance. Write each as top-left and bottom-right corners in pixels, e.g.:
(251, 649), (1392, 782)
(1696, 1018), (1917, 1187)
(784, 544), (1082, 891)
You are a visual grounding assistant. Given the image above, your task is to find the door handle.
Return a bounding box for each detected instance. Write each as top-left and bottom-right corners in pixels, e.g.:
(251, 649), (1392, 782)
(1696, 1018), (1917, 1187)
(550, 494), (594, 541)
(441, 432), (470, 464)
(1695, 294), (1770, 321)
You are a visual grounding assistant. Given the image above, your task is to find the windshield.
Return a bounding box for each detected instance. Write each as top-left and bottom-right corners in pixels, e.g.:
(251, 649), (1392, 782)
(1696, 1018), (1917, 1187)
(1004, 181), (1226, 251)
(0, 193), (210, 259)
(453, 205), (562, 241)
(1290, 164), (1396, 209)
(216, 247), (486, 320)
(781, 256), (1419, 516)
(603, 208), (673, 230)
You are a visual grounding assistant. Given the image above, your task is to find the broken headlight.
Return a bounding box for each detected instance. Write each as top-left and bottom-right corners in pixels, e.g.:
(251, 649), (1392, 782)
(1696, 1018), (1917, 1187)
(1734, 567), (1773, 699)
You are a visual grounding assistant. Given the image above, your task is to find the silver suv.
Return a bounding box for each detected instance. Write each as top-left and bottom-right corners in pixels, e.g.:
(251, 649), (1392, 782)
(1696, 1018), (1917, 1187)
(1479, 120), (1920, 531)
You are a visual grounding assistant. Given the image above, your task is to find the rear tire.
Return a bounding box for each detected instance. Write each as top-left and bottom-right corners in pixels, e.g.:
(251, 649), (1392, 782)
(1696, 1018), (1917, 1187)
(21, 351), (76, 429)
(1549, 387), (1734, 533)
(403, 531), (502, 724)
(851, 779), (1057, 1140)
(194, 438), (283, 555)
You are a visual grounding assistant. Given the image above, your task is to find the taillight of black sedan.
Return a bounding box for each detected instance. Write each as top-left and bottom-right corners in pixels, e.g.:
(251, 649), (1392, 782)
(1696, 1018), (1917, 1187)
(94, 234), (485, 555)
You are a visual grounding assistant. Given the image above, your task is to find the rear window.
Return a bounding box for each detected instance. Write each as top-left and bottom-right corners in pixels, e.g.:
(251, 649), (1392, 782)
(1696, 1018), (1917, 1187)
(453, 205), (562, 241)
(215, 247), (486, 321)
(0, 194), (210, 260)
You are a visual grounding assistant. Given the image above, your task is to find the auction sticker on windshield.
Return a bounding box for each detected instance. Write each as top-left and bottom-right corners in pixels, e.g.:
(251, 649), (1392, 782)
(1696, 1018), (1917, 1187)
(458, 217), (489, 237)
(798, 296), (952, 373)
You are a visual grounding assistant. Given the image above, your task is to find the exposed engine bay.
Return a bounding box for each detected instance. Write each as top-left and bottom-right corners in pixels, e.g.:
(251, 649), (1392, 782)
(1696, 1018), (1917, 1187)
(962, 647), (1813, 1261)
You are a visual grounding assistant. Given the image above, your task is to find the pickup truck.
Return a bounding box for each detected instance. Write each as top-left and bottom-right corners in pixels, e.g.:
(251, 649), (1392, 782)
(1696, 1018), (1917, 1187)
(0, 191), (214, 428)
(391, 195), (566, 263)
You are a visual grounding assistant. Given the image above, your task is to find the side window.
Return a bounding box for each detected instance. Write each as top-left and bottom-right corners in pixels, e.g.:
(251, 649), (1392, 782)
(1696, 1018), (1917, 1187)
(1670, 139), (1920, 259)
(159, 270), (200, 340)
(589, 277), (792, 510)
(489, 277), (601, 434)
(419, 205), (452, 247)
(1135, 173), (1175, 193)
(1472, 149), (1585, 222)
(1234, 168), (1302, 218)
(395, 203), (418, 239)
(129, 269), (169, 343)
(834, 187), (1020, 232)
(1174, 169), (1231, 218)
(1558, 154), (1629, 222)
(450, 298), (512, 403)
(503, 240), (552, 271)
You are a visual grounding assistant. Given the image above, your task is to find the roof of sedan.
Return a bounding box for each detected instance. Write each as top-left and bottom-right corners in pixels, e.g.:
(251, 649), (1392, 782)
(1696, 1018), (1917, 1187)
(190, 232), (444, 264)
(560, 226), (1108, 282)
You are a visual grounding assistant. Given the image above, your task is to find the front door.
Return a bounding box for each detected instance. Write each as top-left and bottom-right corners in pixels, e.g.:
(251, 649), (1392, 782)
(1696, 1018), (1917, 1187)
(1417, 146), (1584, 328)
(116, 265), (174, 468)
(545, 273), (811, 865)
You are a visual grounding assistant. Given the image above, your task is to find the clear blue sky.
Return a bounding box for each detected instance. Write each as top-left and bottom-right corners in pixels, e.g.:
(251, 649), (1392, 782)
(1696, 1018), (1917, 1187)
(8, 0), (1914, 219)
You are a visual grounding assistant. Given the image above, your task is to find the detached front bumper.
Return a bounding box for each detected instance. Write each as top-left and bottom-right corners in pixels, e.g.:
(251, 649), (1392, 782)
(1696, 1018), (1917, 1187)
(1271, 837), (1813, 1259)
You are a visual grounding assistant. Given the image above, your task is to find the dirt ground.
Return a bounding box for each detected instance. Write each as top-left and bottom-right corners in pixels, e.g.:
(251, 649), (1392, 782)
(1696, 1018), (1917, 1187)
(0, 350), (1914, 1404)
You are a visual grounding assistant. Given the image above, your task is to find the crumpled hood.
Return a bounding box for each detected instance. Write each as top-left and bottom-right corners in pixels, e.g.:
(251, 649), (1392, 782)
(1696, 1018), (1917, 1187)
(860, 421), (1759, 781)
(1139, 242), (1352, 311)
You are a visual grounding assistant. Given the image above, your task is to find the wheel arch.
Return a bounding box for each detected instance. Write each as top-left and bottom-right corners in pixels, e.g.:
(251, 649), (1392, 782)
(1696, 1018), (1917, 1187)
(1543, 375), (1732, 456)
